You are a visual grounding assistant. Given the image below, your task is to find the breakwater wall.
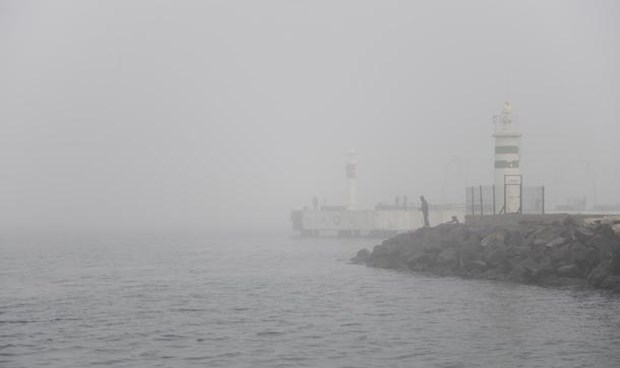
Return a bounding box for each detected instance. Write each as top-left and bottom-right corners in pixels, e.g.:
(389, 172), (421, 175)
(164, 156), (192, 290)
(352, 215), (620, 291)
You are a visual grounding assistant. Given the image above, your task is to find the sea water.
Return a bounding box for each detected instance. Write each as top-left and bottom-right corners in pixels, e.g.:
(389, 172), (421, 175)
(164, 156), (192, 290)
(2, 233), (620, 367)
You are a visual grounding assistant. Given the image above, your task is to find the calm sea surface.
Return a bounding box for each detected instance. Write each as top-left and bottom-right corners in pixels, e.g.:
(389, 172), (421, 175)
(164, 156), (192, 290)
(2, 233), (620, 367)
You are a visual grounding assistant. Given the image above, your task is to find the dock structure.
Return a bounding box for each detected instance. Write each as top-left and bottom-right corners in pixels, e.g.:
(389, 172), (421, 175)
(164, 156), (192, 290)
(290, 148), (465, 237)
(291, 205), (466, 238)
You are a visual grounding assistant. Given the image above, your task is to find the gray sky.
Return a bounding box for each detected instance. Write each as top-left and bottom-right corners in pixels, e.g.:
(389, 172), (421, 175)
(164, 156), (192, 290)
(1, 0), (619, 235)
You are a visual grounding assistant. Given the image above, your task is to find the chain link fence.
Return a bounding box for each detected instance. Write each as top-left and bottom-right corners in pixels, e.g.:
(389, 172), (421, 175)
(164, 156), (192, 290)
(465, 185), (545, 217)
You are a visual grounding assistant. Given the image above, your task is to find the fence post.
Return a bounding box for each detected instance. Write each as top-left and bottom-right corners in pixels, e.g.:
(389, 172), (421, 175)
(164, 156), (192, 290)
(492, 184), (496, 215)
(504, 176), (507, 215)
(479, 185), (483, 216)
(519, 180), (523, 214)
(542, 186), (545, 215)
(471, 187), (475, 217)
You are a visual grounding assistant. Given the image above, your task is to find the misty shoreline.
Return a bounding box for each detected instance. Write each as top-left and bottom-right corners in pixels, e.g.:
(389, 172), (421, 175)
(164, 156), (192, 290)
(352, 216), (620, 292)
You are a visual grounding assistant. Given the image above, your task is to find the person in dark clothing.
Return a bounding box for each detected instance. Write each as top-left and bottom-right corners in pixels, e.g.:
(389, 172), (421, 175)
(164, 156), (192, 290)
(420, 196), (429, 227)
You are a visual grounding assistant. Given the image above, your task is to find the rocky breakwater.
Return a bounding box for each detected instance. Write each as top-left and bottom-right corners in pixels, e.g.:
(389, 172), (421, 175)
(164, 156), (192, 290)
(352, 216), (620, 291)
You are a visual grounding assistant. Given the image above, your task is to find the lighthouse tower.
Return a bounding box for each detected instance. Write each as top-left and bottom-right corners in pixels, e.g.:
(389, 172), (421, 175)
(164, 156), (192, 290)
(346, 148), (357, 210)
(493, 101), (522, 214)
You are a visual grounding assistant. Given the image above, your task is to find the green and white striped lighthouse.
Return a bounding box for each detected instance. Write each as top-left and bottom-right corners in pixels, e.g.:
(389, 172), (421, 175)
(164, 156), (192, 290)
(493, 101), (522, 214)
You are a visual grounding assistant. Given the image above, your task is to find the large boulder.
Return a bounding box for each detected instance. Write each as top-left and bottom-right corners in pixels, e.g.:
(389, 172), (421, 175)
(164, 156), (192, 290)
(408, 253), (434, 272)
(509, 258), (539, 283)
(601, 275), (620, 291)
(610, 236), (620, 275)
(481, 231), (506, 247)
(587, 261), (611, 288)
(548, 243), (571, 267)
(436, 248), (459, 269)
(574, 226), (594, 243)
(505, 230), (524, 247)
(351, 248), (371, 264)
(556, 264), (580, 277)
(568, 243), (597, 276)
(485, 247), (510, 268)
(546, 237), (568, 248)
(464, 259), (489, 273)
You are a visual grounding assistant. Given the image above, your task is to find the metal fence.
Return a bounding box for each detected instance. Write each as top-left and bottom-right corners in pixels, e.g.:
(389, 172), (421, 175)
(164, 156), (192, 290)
(465, 185), (545, 217)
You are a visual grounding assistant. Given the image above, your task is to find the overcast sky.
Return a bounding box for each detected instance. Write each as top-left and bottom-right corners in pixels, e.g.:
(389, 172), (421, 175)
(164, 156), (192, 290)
(1, 0), (619, 235)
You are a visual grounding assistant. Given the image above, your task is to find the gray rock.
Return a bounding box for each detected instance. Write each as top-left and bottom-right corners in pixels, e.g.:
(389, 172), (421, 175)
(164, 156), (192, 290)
(486, 248), (509, 267)
(509, 263), (535, 283)
(436, 248), (458, 268)
(533, 263), (555, 280)
(408, 253), (434, 271)
(563, 215), (577, 227)
(596, 224), (616, 239)
(601, 275), (620, 290)
(505, 231), (524, 247)
(610, 240), (620, 275)
(546, 237), (568, 248)
(351, 248), (371, 264)
(570, 243), (593, 263)
(481, 232), (505, 247)
(556, 264), (580, 277)
(574, 227), (594, 243)
(541, 275), (589, 289)
(465, 260), (489, 272)
(549, 244), (571, 266)
(587, 262), (610, 287)
(519, 258), (539, 273)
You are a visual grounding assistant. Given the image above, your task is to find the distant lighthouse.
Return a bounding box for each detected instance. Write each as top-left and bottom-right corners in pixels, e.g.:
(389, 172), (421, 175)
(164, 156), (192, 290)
(493, 101), (522, 214)
(346, 148), (357, 210)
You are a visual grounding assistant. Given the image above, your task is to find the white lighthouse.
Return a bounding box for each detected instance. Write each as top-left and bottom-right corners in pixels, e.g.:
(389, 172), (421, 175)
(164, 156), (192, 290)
(346, 148), (357, 210)
(493, 101), (522, 214)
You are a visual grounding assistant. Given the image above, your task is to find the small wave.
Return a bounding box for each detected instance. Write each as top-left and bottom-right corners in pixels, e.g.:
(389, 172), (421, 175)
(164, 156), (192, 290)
(301, 335), (323, 339)
(257, 331), (285, 337)
(280, 355), (310, 362)
(196, 336), (229, 342)
(153, 334), (187, 341)
(91, 359), (129, 365)
(216, 352), (241, 358)
(50, 317), (81, 322)
(172, 308), (208, 312)
(0, 320), (37, 324)
(393, 352), (427, 359)
(340, 322), (362, 327)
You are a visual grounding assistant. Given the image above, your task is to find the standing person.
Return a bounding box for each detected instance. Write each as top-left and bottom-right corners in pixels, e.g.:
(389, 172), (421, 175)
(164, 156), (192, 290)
(420, 196), (429, 227)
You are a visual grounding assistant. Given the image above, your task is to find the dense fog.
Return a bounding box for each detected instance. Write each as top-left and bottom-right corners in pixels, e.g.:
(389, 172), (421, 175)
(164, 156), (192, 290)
(1, 0), (619, 235)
